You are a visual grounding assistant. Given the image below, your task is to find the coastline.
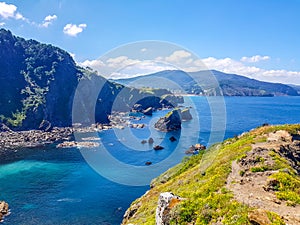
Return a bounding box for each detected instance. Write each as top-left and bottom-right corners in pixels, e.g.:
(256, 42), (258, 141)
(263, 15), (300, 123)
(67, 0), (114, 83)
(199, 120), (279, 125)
(0, 124), (111, 153)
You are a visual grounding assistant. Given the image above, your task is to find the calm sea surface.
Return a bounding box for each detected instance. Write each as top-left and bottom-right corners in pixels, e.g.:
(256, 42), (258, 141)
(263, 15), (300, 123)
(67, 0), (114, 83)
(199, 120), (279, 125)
(1, 96), (300, 224)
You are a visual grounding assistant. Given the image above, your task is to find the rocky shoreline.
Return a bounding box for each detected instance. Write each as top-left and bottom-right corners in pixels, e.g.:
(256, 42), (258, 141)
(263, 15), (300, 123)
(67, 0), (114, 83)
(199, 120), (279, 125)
(0, 201), (9, 222)
(0, 123), (112, 152)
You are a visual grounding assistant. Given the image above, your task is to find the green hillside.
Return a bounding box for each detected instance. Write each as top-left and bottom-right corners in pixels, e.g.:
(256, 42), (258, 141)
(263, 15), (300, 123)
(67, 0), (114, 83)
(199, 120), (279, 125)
(122, 124), (300, 225)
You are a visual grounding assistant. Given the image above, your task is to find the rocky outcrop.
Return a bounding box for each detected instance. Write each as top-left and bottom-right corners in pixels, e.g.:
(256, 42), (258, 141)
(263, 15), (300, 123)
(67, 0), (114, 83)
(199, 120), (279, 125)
(248, 209), (271, 225)
(0, 201), (9, 222)
(156, 192), (182, 225)
(180, 108), (192, 121)
(154, 109), (181, 132)
(185, 143), (206, 154)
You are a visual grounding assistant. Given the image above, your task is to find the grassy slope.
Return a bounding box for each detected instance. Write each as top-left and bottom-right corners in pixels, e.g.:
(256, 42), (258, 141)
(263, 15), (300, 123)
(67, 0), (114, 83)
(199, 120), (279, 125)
(123, 124), (300, 225)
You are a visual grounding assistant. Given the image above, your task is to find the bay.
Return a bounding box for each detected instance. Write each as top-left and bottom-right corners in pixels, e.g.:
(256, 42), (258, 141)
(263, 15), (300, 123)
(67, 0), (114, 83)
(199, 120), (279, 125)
(1, 96), (300, 224)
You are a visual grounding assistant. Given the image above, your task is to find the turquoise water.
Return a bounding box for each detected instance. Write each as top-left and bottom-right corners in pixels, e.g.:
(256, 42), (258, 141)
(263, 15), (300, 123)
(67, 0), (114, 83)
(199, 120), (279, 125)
(1, 96), (300, 224)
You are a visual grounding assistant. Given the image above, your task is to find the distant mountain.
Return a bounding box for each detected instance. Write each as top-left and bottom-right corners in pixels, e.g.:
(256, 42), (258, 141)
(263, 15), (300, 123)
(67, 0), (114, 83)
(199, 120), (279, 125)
(115, 70), (299, 96)
(288, 84), (300, 95)
(0, 29), (180, 130)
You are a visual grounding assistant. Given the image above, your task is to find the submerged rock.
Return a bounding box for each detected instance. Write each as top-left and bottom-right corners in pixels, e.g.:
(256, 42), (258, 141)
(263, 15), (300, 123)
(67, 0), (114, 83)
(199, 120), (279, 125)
(148, 137), (154, 144)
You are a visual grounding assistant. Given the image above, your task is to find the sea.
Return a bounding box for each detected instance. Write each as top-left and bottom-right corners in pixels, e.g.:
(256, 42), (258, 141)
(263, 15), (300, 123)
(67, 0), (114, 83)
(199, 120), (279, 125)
(1, 96), (300, 225)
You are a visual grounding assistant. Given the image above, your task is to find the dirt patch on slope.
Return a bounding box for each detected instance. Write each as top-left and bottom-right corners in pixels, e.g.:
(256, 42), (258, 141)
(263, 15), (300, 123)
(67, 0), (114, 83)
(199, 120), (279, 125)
(227, 130), (300, 225)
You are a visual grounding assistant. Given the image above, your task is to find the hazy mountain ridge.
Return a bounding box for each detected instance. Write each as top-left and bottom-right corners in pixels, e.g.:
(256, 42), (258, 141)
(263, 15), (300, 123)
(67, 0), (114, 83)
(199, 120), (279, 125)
(115, 70), (299, 96)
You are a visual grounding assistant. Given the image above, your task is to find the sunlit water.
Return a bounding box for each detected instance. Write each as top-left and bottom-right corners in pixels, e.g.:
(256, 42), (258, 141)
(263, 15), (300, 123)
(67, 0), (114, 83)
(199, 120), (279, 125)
(1, 96), (300, 224)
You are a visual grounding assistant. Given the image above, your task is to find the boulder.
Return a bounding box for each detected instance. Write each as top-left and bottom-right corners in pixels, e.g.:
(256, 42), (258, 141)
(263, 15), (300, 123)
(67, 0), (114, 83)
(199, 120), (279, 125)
(185, 145), (196, 154)
(169, 136), (177, 142)
(248, 209), (271, 225)
(154, 145), (164, 150)
(0, 201), (9, 222)
(156, 192), (182, 225)
(180, 108), (193, 121)
(195, 143), (206, 150)
(154, 109), (181, 132)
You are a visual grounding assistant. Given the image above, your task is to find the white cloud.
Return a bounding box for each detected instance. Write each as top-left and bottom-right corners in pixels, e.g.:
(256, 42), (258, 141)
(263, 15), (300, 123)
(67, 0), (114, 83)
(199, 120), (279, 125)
(79, 50), (300, 84)
(41, 14), (57, 28)
(240, 55), (270, 63)
(0, 22), (5, 26)
(81, 59), (105, 69)
(63, 23), (87, 37)
(0, 2), (25, 20)
(165, 50), (191, 62)
(79, 56), (177, 79)
(141, 48), (147, 52)
(201, 57), (300, 84)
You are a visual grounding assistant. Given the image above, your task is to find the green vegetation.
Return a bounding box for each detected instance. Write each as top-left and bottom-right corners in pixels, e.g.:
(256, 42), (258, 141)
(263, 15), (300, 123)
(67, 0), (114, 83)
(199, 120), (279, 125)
(270, 172), (300, 205)
(267, 211), (286, 225)
(124, 124), (300, 225)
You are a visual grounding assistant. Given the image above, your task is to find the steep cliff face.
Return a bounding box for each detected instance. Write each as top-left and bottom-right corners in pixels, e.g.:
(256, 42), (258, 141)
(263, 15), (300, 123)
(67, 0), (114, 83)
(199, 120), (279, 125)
(0, 29), (180, 130)
(122, 124), (300, 225)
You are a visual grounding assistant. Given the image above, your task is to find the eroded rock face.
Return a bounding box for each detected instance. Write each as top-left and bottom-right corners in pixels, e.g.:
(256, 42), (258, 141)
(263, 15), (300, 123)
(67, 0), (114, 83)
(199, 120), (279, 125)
(154, 109), (181, 132)
(156, 192), (182, 225)
(180, 108), (192, 121)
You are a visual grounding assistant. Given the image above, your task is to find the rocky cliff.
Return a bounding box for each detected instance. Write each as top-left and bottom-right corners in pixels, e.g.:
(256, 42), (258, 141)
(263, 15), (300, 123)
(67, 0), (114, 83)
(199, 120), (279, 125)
(122, 124), (300, 225)
(0, 29), (181, 130)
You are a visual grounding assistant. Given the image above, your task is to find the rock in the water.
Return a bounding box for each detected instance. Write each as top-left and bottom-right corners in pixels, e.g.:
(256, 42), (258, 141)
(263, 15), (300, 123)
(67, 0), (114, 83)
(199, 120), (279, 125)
(154, 145), (164, 150)
(143, 107), (153, 116)
(0, 201), (9, 222)
(39, 120), (52, 132)
(156, 192), (182, 225)
(141, 140), (147, 144)
(169, 136), (177, 142)
(154, 109), (181, 132)
(148, 137), (154, 144)
(145, 161), (152, 165)
(180, 108), (192, 121)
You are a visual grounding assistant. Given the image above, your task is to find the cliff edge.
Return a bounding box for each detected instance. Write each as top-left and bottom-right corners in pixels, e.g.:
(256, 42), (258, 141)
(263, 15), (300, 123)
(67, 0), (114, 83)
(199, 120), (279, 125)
(122, 124), (300, 225)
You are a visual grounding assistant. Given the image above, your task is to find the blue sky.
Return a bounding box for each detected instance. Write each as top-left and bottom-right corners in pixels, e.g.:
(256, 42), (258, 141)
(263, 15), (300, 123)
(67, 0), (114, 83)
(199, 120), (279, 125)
(0, 0), (300, 84)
